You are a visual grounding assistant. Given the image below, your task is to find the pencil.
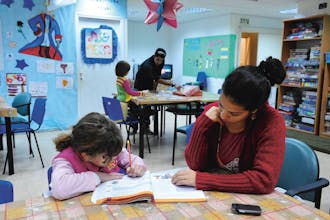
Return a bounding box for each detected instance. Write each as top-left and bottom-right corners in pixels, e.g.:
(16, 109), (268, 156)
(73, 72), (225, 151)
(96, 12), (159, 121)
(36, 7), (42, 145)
(127, 140), (132, 167)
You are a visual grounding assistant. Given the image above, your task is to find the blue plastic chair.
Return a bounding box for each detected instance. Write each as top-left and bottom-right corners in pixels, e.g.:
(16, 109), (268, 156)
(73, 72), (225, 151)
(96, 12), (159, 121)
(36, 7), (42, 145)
(276, 137), (329, 209)
(0, 92), (32, 149)
(47, 167), (53, 190)
(102, 97), (150, 153)
(2, 98), (47, 174)
(172, 122), (195, 165)
(196, 72), (207, 90)
(0, 180), (14, 204)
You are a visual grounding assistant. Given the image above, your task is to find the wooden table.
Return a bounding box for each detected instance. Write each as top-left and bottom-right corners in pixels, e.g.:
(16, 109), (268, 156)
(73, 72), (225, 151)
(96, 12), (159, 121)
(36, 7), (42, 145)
(0, 97), (17, 175)
(1, 190), (330, 219)
(131, 91), (219, 158)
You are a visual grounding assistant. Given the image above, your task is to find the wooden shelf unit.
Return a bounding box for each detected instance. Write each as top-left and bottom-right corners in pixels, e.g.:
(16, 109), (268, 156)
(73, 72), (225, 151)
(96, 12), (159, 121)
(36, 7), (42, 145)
(320, 62), (330, 137)
(277, 15), (330, 135)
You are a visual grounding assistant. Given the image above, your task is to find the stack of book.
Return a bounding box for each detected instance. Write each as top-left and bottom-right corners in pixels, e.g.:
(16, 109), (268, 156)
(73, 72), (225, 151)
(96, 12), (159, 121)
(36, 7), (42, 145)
(294, 90), (317, 132)
(278, 91), (300, 126)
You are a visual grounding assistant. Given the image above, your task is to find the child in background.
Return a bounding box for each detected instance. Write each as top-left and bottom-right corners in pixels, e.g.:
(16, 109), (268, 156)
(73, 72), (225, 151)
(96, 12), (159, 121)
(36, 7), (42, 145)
(115, 60), (147, 133)
(50, 112), (146, 200)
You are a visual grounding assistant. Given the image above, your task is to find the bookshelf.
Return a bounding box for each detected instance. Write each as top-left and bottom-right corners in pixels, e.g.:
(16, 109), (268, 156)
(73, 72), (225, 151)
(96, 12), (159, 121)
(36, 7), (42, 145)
(320, 58), (330, 137)
(277, 15), (330, 135)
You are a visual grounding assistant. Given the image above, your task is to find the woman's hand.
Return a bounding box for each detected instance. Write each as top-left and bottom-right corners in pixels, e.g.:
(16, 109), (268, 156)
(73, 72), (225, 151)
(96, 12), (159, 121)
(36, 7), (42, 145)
(205, 106), (223, 124)
(127, 164), (146, 177)
(171, 168), (196, 187)
(97, 172), (124, 182)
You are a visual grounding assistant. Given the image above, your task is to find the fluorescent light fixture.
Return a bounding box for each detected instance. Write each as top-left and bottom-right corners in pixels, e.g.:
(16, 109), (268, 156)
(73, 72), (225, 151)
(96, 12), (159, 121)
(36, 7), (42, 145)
(280, 8), (298, 14)
(180, 7), (213, 14)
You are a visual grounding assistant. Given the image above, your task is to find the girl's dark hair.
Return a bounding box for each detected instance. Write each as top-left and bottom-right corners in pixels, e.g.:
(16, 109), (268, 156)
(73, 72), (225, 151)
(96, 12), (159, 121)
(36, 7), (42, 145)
(222, 56), (286, 111)
(115, 60), (131, 77)
(54, 112), (123, 158)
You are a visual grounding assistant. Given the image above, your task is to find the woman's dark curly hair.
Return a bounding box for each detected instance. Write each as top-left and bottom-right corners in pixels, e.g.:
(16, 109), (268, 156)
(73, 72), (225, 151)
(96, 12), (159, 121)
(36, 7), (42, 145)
(222, 56), (286, 111)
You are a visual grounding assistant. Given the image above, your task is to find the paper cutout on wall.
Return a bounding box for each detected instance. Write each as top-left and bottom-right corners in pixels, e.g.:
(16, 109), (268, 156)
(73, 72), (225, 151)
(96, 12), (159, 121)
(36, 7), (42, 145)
(17, 21), (27, 39)
(23, 0), (35, 10)
(19, 13), (63, 61)
(37, 59), (55, 73)
(15, 59), (29, 70)
(56, 62), (74, 74)
(56, 76), (73, 89)
(6, 73), (27, 96)
(29, 81), (48, 97)
(0, 0), (14, 8)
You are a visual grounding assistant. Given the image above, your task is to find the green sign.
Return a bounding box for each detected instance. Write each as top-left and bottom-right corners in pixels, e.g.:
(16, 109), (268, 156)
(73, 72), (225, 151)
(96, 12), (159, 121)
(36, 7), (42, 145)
(183, 34), (236, 78)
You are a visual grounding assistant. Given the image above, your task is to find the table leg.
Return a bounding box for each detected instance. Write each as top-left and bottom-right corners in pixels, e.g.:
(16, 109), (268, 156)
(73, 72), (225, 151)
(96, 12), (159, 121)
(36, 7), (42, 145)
(139, 106), (145, 158)
(5, 117), (14, 175)
(153, 105), (158, 136)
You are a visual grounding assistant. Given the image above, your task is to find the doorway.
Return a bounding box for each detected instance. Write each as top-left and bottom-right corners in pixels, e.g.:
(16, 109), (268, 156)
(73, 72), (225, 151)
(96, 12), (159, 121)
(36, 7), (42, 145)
(76, 15), (127, 118)
(239, 32), (258, 66)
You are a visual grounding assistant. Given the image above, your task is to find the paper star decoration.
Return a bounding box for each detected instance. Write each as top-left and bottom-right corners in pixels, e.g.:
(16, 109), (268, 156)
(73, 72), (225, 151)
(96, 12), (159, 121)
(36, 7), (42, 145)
(0, 0), (14, 8)
(15, 59), (29, 70)
(23, 0), (35, 10)
(144, 0), (183, 31)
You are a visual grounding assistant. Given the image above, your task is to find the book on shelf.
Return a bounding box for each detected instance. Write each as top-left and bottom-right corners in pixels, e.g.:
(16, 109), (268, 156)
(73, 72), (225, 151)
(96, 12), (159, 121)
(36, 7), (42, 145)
(91, 168), (207, 205)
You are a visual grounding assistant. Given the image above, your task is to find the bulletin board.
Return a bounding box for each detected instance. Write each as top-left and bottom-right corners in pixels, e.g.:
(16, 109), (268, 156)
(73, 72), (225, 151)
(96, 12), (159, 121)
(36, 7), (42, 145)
(183, 34), (236, 79)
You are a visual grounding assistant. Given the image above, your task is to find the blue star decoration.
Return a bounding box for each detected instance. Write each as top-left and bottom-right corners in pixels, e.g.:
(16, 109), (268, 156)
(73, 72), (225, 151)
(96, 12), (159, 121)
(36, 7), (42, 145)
(23, 0), (35, 11)
(15, 59), (29, 70)
(0, 0), (14, 8)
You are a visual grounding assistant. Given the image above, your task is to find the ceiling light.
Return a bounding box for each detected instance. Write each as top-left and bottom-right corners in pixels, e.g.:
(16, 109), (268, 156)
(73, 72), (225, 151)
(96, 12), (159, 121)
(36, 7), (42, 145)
(280, 8), (298, 14)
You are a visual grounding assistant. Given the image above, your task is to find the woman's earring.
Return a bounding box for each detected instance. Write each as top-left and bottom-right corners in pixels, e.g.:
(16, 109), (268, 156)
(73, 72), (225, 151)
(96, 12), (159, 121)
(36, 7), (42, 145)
(250, 112), (257, 120)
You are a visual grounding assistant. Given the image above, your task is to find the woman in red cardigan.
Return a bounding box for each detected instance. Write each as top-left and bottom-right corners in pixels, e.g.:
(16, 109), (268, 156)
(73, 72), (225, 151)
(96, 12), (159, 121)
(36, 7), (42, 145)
(172, 57), (287, 194)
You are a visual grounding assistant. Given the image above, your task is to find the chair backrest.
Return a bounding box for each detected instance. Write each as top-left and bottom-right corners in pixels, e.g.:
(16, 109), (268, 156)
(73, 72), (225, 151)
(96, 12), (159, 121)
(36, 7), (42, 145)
(277, 137), (319, 202)
(0, 180), (14, 204)
(185, 122), (195, 144)
(12, 92), (31, 116)
(196, 72), (207, 90)
(31, 98), (47, 128)
(102, 97), (124, 122)
(47, 167), (53, 190)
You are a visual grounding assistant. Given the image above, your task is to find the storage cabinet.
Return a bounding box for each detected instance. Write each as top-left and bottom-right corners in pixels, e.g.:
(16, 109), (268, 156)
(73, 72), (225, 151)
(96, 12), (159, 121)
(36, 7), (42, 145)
(320, 59), (330, 137)
(277, 15), (330, 135)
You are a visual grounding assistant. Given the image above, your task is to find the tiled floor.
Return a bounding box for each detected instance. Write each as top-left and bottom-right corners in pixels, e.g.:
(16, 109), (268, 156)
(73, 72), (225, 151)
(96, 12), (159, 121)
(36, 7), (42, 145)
(1, 113), (329, 213)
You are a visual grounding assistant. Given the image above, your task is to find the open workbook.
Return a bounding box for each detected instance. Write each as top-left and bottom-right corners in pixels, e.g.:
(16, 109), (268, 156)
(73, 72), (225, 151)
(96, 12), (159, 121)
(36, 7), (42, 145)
(91, 168), (207, 204)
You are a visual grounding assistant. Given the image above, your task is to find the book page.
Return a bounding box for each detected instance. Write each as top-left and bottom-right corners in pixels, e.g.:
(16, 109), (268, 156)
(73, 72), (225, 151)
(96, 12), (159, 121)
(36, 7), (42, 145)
(91, 171), (153, 204)
(151, 168), (207, 202)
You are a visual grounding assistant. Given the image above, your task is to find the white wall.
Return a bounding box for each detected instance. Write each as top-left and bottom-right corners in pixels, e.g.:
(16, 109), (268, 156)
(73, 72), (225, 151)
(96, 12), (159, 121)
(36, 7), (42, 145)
(127, 14), (284, 98)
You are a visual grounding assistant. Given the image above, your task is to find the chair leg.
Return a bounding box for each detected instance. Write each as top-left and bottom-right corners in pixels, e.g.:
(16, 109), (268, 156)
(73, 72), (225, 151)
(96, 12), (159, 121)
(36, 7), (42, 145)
(32, 131), (44, 168)
(172, 114), (178, 165)
(146, 133), (151, 153)
(0, 134), (3, 150)
(2, 153), (8, 174)
(25, 131), (33, 156)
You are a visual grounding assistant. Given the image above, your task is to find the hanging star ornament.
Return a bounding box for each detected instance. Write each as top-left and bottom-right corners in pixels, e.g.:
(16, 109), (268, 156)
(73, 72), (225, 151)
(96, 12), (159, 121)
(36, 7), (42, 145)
(0, 0), (14, 7)
(144, 0), (183, 31)
(15, 59), (29, 70)
(23, 0), (35, 11)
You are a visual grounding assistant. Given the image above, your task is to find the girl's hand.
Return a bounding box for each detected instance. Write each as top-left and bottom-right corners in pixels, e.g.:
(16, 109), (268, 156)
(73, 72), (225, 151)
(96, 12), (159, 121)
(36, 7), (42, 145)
(171, 168), (196, 187)
(205, 106), (223, 124)
(97, 172), (124, 182)
(126, 164), (146, 177)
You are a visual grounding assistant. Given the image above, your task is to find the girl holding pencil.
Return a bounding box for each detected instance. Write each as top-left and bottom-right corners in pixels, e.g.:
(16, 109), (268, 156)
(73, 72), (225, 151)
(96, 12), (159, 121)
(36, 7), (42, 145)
(50, 112), (146, 200)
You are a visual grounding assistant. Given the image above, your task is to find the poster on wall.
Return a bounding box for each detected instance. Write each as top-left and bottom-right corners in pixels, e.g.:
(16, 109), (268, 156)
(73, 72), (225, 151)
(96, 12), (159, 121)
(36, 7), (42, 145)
(183, 34), (236, 79)
(0, 19), (4, 71)
(29, 81), (48, 97)
(6, 73), (27, 96)
(81, 25), (117, 64)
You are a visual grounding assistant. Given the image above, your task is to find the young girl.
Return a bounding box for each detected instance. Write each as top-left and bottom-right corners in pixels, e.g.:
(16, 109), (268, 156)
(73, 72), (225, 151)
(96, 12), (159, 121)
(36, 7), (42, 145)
(50, 112), (146, 200)
(116, 60), (149, 133)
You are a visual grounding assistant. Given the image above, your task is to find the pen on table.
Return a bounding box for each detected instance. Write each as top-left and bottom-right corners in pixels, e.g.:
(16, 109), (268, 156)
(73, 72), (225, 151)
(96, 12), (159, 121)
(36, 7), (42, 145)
(127, 140), (132, 167)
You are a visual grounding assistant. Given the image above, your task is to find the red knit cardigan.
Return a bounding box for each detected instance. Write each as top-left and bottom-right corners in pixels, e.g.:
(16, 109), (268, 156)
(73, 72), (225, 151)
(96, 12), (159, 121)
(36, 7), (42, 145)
(185, 101), (286, 194)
